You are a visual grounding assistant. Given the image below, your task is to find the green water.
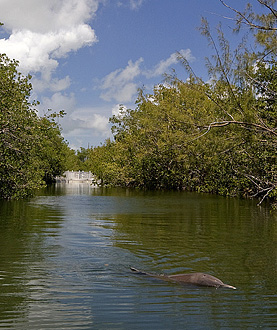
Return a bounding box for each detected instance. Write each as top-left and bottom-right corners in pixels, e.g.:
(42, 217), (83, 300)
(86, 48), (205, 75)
(0, 184), (276, 329)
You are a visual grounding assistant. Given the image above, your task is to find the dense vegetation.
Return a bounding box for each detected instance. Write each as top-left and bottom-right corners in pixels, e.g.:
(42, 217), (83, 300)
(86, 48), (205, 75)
(1, 1), (276, 206)
(0, 53), (80, 198)
(86, 0), (277, 206)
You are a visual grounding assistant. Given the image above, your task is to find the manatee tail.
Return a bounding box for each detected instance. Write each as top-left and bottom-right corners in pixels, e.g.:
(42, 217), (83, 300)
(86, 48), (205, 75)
(130, 267), (166, 280)
(130, 267), (149, 275)
(222, 283), (236, 290)
(130, 267), (141, 273)
(130, 267), (158, 277)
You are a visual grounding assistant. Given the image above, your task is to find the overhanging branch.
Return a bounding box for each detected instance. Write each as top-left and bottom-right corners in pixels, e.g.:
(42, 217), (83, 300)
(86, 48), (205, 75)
(205, 120), (277, 137)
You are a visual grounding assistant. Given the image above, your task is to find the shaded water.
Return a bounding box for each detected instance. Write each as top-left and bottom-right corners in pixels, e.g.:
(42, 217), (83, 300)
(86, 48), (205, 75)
(0, 184), (276, 329)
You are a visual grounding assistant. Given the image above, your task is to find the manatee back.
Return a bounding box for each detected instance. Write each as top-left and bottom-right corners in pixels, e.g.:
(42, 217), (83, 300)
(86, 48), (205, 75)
(168, 272), (224, 287)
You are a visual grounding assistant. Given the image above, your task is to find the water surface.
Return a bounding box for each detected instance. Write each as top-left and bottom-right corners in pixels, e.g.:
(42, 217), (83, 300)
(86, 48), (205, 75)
(0, 184), (276, 329)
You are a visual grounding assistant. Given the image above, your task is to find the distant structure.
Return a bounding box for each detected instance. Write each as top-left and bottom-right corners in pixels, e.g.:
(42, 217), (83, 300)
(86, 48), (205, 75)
(56, 171), (100, 185)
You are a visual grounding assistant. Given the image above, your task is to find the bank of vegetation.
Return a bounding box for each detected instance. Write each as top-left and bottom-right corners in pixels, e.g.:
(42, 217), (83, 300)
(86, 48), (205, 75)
(86, 1), (276, 206)
(0, 1), (276, 206)
(0, 53), (82, 199)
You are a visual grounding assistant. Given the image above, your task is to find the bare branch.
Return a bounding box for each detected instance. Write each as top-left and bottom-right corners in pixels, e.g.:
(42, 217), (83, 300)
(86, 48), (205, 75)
(257, 186), (275, 206)
(206, 120), (277, 136)
(219, 0), (277, 31)
(257, 0), (277, 20)
(200, 18), (245, 116)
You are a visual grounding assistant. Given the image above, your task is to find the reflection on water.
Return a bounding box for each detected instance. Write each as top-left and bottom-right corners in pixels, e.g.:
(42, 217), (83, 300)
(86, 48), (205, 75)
(0, 184), (276, 329)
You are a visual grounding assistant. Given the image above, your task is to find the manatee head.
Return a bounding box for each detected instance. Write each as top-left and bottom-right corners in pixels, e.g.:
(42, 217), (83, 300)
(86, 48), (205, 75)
(196, 273), (236, 289)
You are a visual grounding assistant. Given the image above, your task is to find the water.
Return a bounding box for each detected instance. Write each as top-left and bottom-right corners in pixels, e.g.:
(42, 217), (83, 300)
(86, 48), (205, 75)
(0, 184), (276, 329)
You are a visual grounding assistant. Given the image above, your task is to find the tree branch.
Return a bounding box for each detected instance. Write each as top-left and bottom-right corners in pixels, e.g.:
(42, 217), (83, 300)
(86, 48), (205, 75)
(219, 0), (277, 31)
(205, 120), (277, 136)
(257, 186), (275, 206)
(257, 0), (277, 20)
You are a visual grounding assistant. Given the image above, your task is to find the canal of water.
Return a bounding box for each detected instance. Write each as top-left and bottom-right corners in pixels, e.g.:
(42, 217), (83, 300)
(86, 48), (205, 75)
(0, 184), (276, 329)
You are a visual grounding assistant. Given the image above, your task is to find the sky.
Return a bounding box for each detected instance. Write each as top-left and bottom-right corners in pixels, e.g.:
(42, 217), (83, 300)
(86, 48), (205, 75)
(0, 0), (258, 149)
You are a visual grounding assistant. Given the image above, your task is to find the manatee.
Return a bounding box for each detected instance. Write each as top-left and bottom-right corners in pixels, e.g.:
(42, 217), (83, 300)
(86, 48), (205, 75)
(130, 267), (236, 289)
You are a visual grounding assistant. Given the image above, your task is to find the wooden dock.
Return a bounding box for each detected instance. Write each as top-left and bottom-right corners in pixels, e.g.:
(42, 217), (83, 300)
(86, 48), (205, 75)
(56, 171), (100, 185)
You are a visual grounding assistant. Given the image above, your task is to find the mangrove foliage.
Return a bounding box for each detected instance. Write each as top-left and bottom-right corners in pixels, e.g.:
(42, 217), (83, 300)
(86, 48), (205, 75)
(0, 54), (78, 198)
(86, 0), (277, 206)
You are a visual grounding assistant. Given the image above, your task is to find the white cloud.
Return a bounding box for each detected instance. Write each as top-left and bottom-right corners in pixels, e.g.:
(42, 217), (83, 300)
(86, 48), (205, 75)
(116, 0), (144, 10)
(63, 108), (111, 147)
(112, 104), (127, 117)
(38, 92), (111, 146)
(0, 0), (98, 91)
(33, 76), (71, 93)
(39, 92), (76, 113)
(129, 0), (144, 10)
(98, 50), (194, 104)
(85, 113), (110, 135)
(64, 111), (110, 136)
(0, 0), (98, 33)
(146, 49), (194, 78)
(100, 58), (143, 102)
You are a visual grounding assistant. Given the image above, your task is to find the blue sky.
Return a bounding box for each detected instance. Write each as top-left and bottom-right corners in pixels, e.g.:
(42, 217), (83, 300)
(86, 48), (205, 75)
(0, 0), (258, 149)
